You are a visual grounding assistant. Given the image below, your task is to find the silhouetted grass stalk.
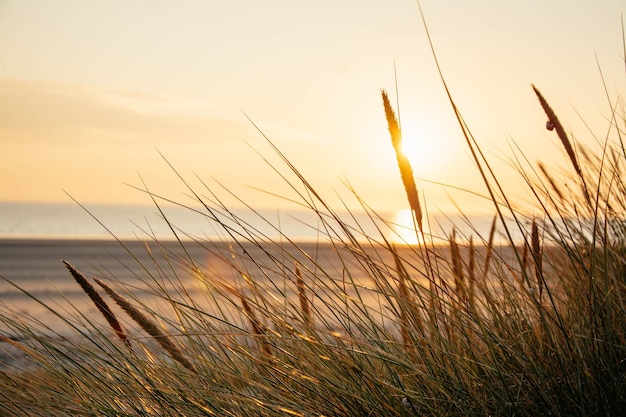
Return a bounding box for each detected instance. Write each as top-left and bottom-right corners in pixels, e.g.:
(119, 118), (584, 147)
(381, 89), (423, 235)
(63, 261), (132, 351)
(94, 277), (197, 373)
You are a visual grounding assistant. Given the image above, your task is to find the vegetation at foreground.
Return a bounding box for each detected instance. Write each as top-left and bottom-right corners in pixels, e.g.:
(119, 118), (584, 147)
(1, 19), (626, 417)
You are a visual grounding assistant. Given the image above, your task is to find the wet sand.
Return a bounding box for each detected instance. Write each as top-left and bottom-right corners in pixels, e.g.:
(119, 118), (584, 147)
(0, 238), (396, 332)
(0, 237), (529, 370)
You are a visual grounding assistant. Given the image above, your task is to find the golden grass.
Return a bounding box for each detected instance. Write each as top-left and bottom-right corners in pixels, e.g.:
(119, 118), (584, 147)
(532, 85), (582, 178)
(381, 89), (423, 234)
(63, 260), (132, 351)
(1, 20), (624, 415)
(93, 277), (197, 373)
(295, 263), (311, 328)
(530, 219), (543, 301)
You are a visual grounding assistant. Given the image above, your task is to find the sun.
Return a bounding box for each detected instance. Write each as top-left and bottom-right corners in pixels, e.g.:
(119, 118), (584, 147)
(399, 121), (442, 178)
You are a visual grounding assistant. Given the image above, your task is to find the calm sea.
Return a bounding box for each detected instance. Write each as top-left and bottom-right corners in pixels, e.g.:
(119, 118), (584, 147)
(0, 202), (520, 368)
(0, 201), (351, 240)
(0, 201), (503, 242)
(0, 202), (396, 334)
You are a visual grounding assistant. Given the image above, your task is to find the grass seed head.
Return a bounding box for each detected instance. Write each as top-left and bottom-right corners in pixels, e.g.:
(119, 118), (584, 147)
(94, 277), (196, 373)
(382, 89), (423, 234)
(63, 260), (132, 351)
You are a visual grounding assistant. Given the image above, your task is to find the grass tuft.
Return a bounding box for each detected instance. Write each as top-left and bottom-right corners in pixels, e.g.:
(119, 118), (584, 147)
(0, 14), (624, 417)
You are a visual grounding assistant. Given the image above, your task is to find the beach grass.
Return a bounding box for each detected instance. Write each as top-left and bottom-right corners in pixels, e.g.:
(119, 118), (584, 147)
(1, 17), (626, 417)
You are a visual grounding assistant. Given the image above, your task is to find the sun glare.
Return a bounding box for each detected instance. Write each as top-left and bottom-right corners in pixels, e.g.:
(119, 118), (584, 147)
(399, 121), (442, 178)
(390, 208), (421, 245)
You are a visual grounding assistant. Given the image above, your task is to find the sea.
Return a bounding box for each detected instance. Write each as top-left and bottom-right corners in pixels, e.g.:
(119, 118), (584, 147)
(0, 201), (394, 332)
(0, 203), (392, 364)
(0, 202), (521, 367)
(0, 201), (345, 240)
(0, 201), (507, 241)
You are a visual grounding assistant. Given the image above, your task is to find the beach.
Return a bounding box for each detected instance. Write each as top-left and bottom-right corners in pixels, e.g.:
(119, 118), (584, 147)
(0, 236), (528, 321)
(0, 236), (537, 373)
(0, 237), (402, 369)
(0, 237), (399, 334)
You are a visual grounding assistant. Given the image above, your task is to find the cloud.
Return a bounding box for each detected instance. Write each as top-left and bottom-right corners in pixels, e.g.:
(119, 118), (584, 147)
(0, 78), (332, 149)
(0, 78), (254, 145)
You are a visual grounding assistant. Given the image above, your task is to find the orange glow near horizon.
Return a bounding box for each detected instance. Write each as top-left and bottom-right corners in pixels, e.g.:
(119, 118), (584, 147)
(390, 208), (421, 245)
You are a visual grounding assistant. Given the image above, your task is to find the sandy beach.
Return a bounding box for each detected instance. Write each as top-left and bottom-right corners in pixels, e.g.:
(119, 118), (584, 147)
(0, 237), (525, 321)
(0, 237), (398, 368)
(0, 237), (529, 372)
(0, 237), (397, 333)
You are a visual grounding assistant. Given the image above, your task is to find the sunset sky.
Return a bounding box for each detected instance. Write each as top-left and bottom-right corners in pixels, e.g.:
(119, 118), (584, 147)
(1, 0), (625, 219)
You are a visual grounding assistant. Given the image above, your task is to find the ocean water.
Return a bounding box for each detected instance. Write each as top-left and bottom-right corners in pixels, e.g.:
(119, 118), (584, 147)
(0, 201), (392, 328)
(0, 202), (526, 370)
(0, 201), (506, 242)
(0, 201), (346, 240)
(0, 238), (427, 338)
(0, 202), (515, 324)
(0, 237), (405, 368)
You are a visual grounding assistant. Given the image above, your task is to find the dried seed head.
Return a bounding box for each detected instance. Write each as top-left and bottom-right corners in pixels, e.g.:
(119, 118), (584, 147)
(533, 85), (582, 179)
(382, 89), (423, 234)
(63, 261), (132, 351)
(538, 162), (565, 202)
(467, 236), (475, 304)
(449, 228), (465, 303)
(94, 277), (196, 373)
(239, 292), (271, 356)
(483, 215), (497, 277)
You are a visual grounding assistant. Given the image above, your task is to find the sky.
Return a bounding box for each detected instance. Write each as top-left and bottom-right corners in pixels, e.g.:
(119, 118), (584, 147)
(1, 0), (625, 220)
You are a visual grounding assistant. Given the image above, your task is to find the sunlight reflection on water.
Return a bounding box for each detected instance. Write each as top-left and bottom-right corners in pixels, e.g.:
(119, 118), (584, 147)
(390, 208), (421, 245)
